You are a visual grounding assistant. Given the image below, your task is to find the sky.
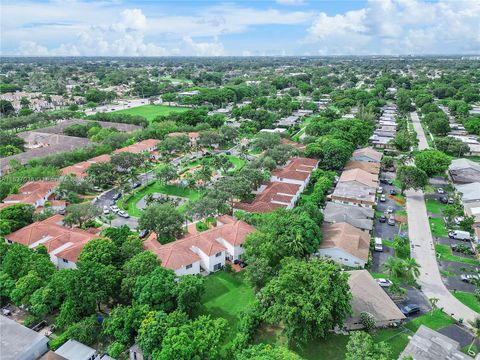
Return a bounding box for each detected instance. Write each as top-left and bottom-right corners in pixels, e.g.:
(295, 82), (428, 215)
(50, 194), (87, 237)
(1, 0), (479, 56)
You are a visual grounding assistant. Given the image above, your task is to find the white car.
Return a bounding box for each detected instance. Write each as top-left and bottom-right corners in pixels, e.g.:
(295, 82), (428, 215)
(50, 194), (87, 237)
(118, 210), (130, 218)
(376, 278), (393, 288)
(386, 206), (394, 213)
(110, 205), (119, 213)
(437, 188), (445, 194)
(379, 195), (386, 202)
(103, 206), (110, 214)
(377, 187), (384, 194)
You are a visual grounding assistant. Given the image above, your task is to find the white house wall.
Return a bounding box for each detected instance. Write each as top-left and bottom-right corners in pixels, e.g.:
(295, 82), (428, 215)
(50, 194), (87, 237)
(318, 248), (365, 268)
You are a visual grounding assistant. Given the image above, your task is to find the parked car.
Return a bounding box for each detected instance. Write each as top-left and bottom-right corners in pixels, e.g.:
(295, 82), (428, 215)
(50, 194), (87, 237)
(239, 260), (247, 268)
(454, 216), (464, 225)
(439, 196), (449, 204)
(448, 197), (454, 204)
(93, 186), (103, 192)
(401, 304), (421, 316)
(379, 195), (386, 202)
(376, 278), (393, 288)
(461, 274), (480, 283)
(374, 237), (383, 252)
(118, 211), (130, 218)
(387, 216), (396, 226)
(448, 230), (471, 241)
(139, 229), (149, 239)
(103, 206), (110, 214)
(110, 206), (119, 213)
(389, 189), (397, 195)
(387, 206), (394, 213)
(380, 178), (389, 184)
(379, 214), (387, 223)
(377, 187), (384, 194)
(112, 193), (122, 201)
(130, 182), (141, 189)
(437, 188), (445, 194)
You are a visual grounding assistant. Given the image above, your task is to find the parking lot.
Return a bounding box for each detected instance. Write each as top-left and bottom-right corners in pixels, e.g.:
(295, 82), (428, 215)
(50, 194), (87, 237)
(374, 181), (407, 241)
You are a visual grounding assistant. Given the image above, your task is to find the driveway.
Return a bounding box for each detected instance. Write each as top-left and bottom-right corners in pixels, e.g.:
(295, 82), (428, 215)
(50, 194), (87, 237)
(406, 111), (478, 323)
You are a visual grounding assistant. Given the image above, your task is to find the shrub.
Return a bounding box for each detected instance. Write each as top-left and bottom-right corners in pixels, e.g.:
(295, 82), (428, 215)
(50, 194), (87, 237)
(360, 311), (376, 331)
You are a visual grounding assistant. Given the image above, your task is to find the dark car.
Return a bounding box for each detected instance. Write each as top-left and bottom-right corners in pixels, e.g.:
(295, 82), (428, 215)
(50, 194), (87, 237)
(239, 260), (248, 268)
(113, 193), (122, 201)
(439, 196), (449, 204)
(379, 214), (387, 223)
(139, 229), (149, 239)
(380, 178), (389, 184)
(401, 304), (421, 316)
(390, 189), (397, 195)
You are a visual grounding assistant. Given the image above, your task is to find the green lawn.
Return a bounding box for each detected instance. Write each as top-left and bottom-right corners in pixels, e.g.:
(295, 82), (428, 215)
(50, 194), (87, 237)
(111, 104), (187, 122)
(181, 155), (245, 174)
(429, 217), (448, 238)
(426, 199), (446, 214)
(120, 181), (203, 216)
(372, 327), (411, 358)
(452, 291), (480, 313)
(196, 271), (255, 344)
(405, 309), (456, 333)
(436, 244), (480, 266)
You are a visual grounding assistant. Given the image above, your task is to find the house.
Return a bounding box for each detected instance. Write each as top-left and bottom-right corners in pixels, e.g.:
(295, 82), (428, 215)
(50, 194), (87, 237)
(233, 182), (301, 213)
(350, 147), (383, 163)
(113, 139), (160, 155)
(368, 134), (395, 149)
(0, 315), (49, 360)
(455, 182), (480, 203)
(129, 345), (144, 360)
(280, 138), (306, 151)
(4, 215), (100, 269)
(55, 340), (97, 360)
(463, 201), (480, 227)
(338, 168), (379, 189)
(343, 160), (380, 175)
(448, 158), (480, 184)
(270, 157), (318, 191)
(2, 181), (58, 208)
(400, 325), (473, 360)
(323, 202), (374, 232)
(168, 132), (200, 146)
(318, 222), (370, 268)
(144, 215), (255, 276)
(60, 154), (111, 178)
(330, 182), (376, 208)
(345, 270), (406, 330)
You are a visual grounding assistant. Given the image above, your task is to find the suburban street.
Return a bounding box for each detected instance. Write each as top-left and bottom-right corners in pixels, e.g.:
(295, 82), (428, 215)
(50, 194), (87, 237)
(406, 111), (479, 324)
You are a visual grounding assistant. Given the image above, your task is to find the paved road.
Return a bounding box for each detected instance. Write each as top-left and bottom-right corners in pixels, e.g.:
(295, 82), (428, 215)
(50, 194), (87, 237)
(406, 111), (478, 324)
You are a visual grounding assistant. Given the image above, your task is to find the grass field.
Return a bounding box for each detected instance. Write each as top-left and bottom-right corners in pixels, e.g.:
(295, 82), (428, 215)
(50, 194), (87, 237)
(120, 181), (203, 216)
(429, 217), (448, 238)
(181, 155), (246, 174)
(405, 309), (455, 333)
(196, 272), (255, 345)
(452, 291), (480, 313)
(111, 104), (187, 122)
(435, 244), (480, 266)
(426, 199), (446, 214)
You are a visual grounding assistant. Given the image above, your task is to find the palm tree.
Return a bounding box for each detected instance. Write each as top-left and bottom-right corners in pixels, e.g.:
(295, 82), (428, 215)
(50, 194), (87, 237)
(383, 257), (403, 278)
(467, 317), (480, 356)
(285, 231), (308, 258)
(404, 258), (421, 279)
(429, 297), (439, 312)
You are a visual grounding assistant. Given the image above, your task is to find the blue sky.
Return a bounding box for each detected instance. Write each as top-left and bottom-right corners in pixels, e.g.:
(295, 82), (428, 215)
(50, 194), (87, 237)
(1, 0), (479, 56)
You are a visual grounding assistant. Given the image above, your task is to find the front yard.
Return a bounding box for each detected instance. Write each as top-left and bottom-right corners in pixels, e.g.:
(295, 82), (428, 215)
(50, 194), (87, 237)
(452, 291), (480, 313)
(436, 244), (479, 266)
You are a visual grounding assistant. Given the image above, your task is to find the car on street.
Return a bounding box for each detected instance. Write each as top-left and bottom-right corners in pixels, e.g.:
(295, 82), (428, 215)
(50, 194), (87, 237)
(376, 278), (393, 288)
(139, 229), (149, 239)
(439, 196), (449, 204)
(113, 193), (122, 201)
(401, 304), (421, 316)
(380, 178), (389, 184)
(387, 206), (394, 213)
(379, 214), (387, 223)
(379, 194), (386, 202)
(389, 189), (397, 195)
(387, 215), (395, 226)
(461, 274), (480, 283)
(118, 210), (130, 218)
(103, 206), (110, 214)
(110, 205), (119, 213)
(377, 187), (383, 194)
(437, 188), (445, 194)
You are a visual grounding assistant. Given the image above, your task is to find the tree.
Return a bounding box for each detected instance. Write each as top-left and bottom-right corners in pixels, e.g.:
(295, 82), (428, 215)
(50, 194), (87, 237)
(0, 203), (35, 234)
(175, 275), (205, 316)
(235, 344), (303, 360)
(404, 257), (421, 279)
(382, 257), (403, 278)
(63, 203), (101, 228)
(429, 297), (439, 311)
(415, 150), (451, 177)
(86, 161), (118, 187)
(305, 136), (354, 170)
(360, 312), (376, 331)
(78, 237), (119, 266)
(102, 304), (149, 346)
(198, 131), (221, 148)
(381, 155), (394, 171)
(460, 216), (475, 232)
(155, 164), (177, 184)
(121, 251), (160, 302)
(110, 152), (144, 174)
(397, 165), (428, 195)
(258, 258), (351, 345)
(133, 266), (177, 312)
(0, 100), (15, 115)
(345, 331), (391, 360)
(434, 137), (470, 157)
(138, 204), (184, 244)
(252, 132), (281, 151)
(390, 130), (414, 151)
(428, 117), (450, 136)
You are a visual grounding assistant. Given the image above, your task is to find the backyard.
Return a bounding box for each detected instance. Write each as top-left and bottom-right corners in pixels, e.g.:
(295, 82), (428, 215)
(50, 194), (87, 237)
(111, 104), (187, 122)
(119, 181), (203, 216)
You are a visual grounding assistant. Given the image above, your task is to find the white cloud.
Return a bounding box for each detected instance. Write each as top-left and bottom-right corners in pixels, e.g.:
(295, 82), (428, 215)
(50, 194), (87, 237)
(306, 0), (480, 54)
(276, 0), (305, 5)
(182, 36), (225, 56)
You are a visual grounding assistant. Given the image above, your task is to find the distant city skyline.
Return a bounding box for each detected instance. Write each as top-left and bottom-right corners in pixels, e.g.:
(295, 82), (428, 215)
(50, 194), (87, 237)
(1, 0), (479, 57)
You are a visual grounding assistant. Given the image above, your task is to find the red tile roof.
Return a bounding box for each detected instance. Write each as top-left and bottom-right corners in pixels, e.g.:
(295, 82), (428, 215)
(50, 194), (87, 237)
(4, 215), (99, 262)
(234, 182), (301, 213)
(280, 138), (306, 151)
(2, 181), (58, 206)
(144, 215), (255, 270)
(271, 157), (318, 182)
(114, 139), (160, 154)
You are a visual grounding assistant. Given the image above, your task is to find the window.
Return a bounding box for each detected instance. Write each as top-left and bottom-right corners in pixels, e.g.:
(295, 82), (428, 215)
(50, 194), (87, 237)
(215, 252), (222, 257)
(62, 259), (69, 263)
(186, 264), (192, 269)
(213, 263), (222, 271)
